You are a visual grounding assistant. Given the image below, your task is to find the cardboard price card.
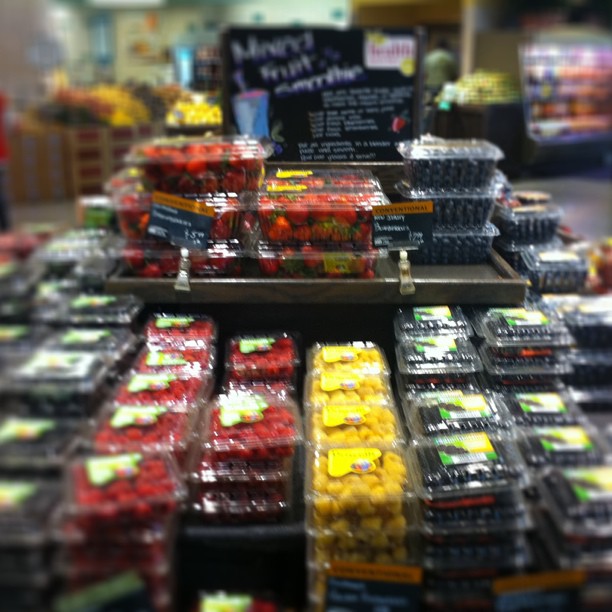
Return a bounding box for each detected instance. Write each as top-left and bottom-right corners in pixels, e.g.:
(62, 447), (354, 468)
(372, 201), (433, 249)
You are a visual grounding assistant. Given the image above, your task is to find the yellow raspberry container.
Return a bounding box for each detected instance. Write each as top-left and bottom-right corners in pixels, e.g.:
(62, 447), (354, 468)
(308, 342), (391, 376)
(304, 372), (393, 409)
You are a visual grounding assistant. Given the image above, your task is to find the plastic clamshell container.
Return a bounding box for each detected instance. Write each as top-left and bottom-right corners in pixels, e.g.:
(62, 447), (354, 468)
(263, 168), (382, 192)
(479, 371), (566, 394)
(308, 342), (390, 376)
(0, 350), (109, 418)
(479, 307), (573, 348)
(500, 390), (585, 428)
(40, 294), (144, 327)
(410, 223), (499, 265)
(395, 182), (495, 229)
(92, 402), (199, 468)
(112, 189), (152, 240)
(34, 231), (109, 275)
(571, 386), (612, 411)
(126, 136), (270, 194)
(520, 247), (589, 294)
(133, 345), (215, 375)
(396, 137), (503, 192)
(0, 258), (42, 299)
(304, 371), (393, 409)
(0, 231), (47, 260)
(256, 190), (387, 246)
(492, 202), (562, 243)
(0, 480), (59, 576)
(395, 336), (482, 376)
(404, 391), (511, 437)
(220, 375), (297, 398)
(0, 416), (81, 474)
(225, 333), (300, 381)
(396, 371), (482, 395)
(255, 243), (385, 279)
(517, 425), (609, 469)
(479, 344), (572, 377)
(493, 236), (562, 271)
(201, 392), (302, 462)
(105, 166), (142, 193)
(0, 325), (47, 356)
(394, 306), (472, 340)
(113, 371), (212, 408)
(408, 432), (529, 499)
(563, 296), (612, 348)
(306, 445), (409, 533)
(307, 402), (404, 448)
(565, 349), (612, 386)
(144, 313), (218, 347)
(33, 278), (80, 309)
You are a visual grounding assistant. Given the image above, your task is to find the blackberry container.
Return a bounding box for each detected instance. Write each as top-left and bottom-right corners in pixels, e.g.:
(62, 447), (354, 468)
(520, 247), (589, 294)
(491, 202), (562, 243)
(0, 325), (48, 361)
(494, 236), (562, 271)
(479, 371), (566, 394)
(571, 387), (612, 412)
(500, 391), (585, 428)
(394, 306), (472, 340)
(410, 223), (499, 265)
(479, 344), (572, 377)
(395, 182), (495, 229)
(396, 137), (503, 192)
(565, 350), (612, 387)
(562, 297), (612, 348)
(396, 371), (482, 395)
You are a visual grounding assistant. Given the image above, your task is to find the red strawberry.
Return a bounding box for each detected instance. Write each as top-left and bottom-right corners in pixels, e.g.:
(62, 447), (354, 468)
(223, 169), (246, 192)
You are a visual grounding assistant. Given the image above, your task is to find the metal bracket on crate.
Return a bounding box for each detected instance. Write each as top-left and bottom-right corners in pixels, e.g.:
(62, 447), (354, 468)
(398, 250), (415, 295)
(174, 248), (191, 292)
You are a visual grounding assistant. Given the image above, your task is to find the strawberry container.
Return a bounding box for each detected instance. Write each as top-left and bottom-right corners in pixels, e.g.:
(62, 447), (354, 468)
(225, 333), (299, 382)
(120, 239), (243, 278)
(113, 371), (212, 409)
(144, 313), (218, 347)
(255, 243), (385, 279)
(0, 350), (109, 418)
(256, 190), (387, 246)
(113, 189), (153, 240)
(126, 136), (270, 194)
(133, 345), (215, 375)
(92, 402), (200, 469)
(263, 168), (382, 192)
(308, 342), (391, 376)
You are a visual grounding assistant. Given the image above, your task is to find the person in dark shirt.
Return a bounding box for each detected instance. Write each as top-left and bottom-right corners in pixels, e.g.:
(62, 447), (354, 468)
(0, 91), (10, 230)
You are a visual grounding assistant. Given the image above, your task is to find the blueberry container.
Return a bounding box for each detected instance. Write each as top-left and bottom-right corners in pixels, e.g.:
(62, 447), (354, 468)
(494, 236), (562, 271)
(492, 202), (562, 243)
(565, 349), (612, 387)
(562, 297), (612, 348)
(520, 248), (589, 294)
(500, 391), (585, 428)
(396, 336), (482, 376)
(0, 325), (47, 359)
(395, 182), (495, 229)
(517, 425), (609, 468)
(394, 306), (472, 340)
(404, 391), (511, 437)
(479, 344), (572, 377)
(396, 371), (482, 395)
(396, 137), (503, 192)
(0, 258), (42, 300)
(570, 386), (612, 411)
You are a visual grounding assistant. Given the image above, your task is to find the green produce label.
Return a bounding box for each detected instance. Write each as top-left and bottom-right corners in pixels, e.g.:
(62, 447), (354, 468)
(537, 427), (593, 452)
(565, 467), (612, 503)
(86, 453), (142, 487)
(127, 373), (176, 393)
(0, 418), (55, 443)
(61, 329), (111, 345)
(0, 482), (36, 508)
(155, 316), (194, 329)
(437, 394), (491, 420)
(145, 351), (188, 367)
(70, 295), (116, 309)
(0, 325), (28, 341)
(435, 432), (498, 466)
(414, 306), (452, 321)
(517, 393), (566, 414)
(239, 338), (274, 354)
(110, 405), (168, 429)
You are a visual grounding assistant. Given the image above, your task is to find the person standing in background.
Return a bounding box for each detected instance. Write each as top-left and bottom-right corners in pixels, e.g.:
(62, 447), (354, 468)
(0, 90), (10, 230)
(424, 39), (459, 93)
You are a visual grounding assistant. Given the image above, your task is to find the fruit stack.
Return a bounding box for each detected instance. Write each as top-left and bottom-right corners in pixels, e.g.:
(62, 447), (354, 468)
(253, 168), (388, 278)
(303, 342), (409, 609)
(112, 136), (270, 279)
(0, 255), (44, 323)
(395, 136), (502, 264)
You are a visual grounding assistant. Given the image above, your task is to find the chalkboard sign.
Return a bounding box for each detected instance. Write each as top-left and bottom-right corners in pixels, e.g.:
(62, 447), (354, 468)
(222, 27), (424, 163)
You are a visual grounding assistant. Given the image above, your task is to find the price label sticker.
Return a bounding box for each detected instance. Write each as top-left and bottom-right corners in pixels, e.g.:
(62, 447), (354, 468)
(372, 201), (433, 249)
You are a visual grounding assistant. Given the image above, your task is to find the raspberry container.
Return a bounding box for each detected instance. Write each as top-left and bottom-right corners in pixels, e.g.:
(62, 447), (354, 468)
(308, 342), (391, 376)
(0, 480), (59, 577)
(500, 391), (585, 428)
(256, 190), (387, 246)
(493, 236), (562, 271)
(255, 243), (384, 279)
(0, 416), (81, 475)
(220, 375), (297, 398)
(410, 223), (500, 265)
(395, 306), (472, 340)
(395, 182), (495, 229)
(306, 446), (409, 533)
(225, 333), (299, 381)
(492, 202), (562, 243)
(562, 297), (612, 348)
(263, 168), (382, 192)
(126, 136), (269, 194)
(517, 425), (609, 468)
(565, 349), (612, 386)
(304, 371), (394, 409)
(91, 402), (200, 468)
(479, 344), (572, 377)
(307, 402), (404, 448)
(396, 137), (503, 192)
(520, 247), (589, 294)
(404, 391), (511, 437)
(133, 345), (215, 375)
(144, 313), (218, 347)
(0, 231), (47, 260)
(0, 350), (109, 418)
(113, 371), (212, 409)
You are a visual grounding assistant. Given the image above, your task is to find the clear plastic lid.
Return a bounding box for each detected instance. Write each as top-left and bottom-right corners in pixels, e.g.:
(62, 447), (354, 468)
(562, 296), (612, 346)
(494, 235), (562, 254)
(220, 375), (297, 398)
(394, 306), (472, 339)
(304, 371), (393, 409)
(40, 294), (144, 327)
(0, 325), (47, 352)
(33, 278), (80, 308)
(201, 392), (302, 458)
(133, 345), (215, 375)
(35, 231), (108, 264)
(395, 336), (482, 376)
(479, 307), (573, 348)
(408, 432), (529, 499)
(225, 333), (300, 380)
(308, 342), (390, 376)
(518, 425), (609, 469)
(307, 402), (404, 448)
(0, 480), (59, 547)
(263, 168), (382, 191)
(492, 202), (562, 236)
(521, 248), (589, 293)
(539, 466), (612, 538)
(479, 344), (572, 376)
(397, 137), (503, 161)
(113, 371), (212, 408)
(404, 391), (511, 437)
(397, 371), (482, 396)
(0, 417), (80, 473)
(144, 313), (218, 346)
(500, 390), (585, 427)
(43, 327), (140, 362)
(306, 446), (409, 533)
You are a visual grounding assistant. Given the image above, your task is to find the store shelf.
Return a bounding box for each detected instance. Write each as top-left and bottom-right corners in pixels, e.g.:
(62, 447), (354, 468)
(105, 250), (526, 305)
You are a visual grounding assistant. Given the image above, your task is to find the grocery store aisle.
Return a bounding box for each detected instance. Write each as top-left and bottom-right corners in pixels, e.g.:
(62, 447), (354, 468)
(11, 200), (75, 227)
